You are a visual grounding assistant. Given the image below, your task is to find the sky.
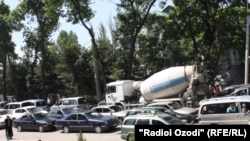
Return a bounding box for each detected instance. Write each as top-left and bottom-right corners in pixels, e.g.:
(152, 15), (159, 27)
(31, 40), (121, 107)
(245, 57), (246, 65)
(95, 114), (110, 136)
(4, 0), (173, 57)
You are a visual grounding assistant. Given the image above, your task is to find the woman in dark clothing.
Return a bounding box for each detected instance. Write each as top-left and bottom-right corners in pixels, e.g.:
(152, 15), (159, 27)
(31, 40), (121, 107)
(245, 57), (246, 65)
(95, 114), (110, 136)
(5, 115), (13, 139)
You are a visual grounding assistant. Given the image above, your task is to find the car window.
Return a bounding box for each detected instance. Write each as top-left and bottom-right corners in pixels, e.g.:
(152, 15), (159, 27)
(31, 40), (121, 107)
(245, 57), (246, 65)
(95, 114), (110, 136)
(9, 104), (20, 109)
(162, 116), (185, 125)
(0, 110), (8, 115)
(22, 102), (34, 107)
(201, 102), (238, 114)
(123, 118), (136, 125)
(36, 101), (46, 107)
(168, 102), (182, 110)
(3, 104), (9, 109)
(62, 108), (76, 114)
(62, 100), (71, 105)
(103, 108), (111, 113)
(93, 108), (102, 113)
(152, 120), (165, 125)
(78, 114), (86, 120)
(110, 106), (123, 112)
(78, 98), (87, 104)
(136, 119), (150, 125)
(15, 109), (25, 113)
(67, 114), (77, 120)
(50, 110), (58, 115)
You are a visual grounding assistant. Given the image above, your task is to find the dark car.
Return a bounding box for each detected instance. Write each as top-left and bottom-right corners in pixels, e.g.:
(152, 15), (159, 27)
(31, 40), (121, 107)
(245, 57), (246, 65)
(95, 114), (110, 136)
(13, 113), (56, 132)
(55, 110), (119, 133)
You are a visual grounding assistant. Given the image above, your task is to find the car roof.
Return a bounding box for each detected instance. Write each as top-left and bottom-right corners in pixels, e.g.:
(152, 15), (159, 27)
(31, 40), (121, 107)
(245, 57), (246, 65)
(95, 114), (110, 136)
(127, 106), (166, 111)
(148, 101), (174, 104)
(124, 112), (171, 118)
(59, 96), (85, 100)
(14, 106), (36, 110)
(21, 99), (45, 102)
(200, 96), (250, 105)
(92, 105), (118, 108)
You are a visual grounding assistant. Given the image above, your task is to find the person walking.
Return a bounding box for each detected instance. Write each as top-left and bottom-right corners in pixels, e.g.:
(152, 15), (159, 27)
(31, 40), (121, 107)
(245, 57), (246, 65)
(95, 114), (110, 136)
(5, 115), (13, 140)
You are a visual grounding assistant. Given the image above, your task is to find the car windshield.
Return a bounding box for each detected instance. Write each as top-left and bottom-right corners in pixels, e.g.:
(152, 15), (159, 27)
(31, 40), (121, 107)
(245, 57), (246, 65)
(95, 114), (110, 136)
(168, 102), (183, 110)
(33, 113), (47, 120)
(162, 116), (185, 125)
(0, 110), (9, 115)
(62, 108), (77, 114)
(110, 106), (123, 112)
(85, 111), (103, 118)
(27, 107), (43, 113)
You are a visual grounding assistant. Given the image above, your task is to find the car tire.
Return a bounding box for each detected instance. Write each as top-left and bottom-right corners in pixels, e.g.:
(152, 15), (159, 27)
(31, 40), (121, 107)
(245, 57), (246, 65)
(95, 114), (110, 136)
(38, 126), (44, 132)
(127, 133), (134, 141)
(63, 126), (70, 133)
(94, 126), (102, 134)
(17, 125), (22, 132)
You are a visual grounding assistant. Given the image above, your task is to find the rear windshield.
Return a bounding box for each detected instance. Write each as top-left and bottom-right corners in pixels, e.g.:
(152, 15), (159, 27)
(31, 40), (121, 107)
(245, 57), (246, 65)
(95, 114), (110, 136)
(162, 116), (185, 125)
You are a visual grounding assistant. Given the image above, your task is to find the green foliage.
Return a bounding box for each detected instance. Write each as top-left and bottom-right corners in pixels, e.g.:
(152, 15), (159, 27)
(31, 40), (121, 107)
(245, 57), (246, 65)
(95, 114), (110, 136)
(77, 131), (86, 141)
(128, 132), (135, 141)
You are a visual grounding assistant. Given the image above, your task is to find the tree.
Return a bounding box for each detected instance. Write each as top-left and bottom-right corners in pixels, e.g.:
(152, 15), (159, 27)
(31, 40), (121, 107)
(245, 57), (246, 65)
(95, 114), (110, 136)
(12, 0), (62, 99)
(63, 0), (103, 102)
(0, 1), (17, 101)
(114, 0), (158, 79)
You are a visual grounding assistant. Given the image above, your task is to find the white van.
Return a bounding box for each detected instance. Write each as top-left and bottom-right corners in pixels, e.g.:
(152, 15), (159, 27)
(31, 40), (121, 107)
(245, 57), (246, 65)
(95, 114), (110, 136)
(198, 96), (250, 125)
(50, 96), (89, 110)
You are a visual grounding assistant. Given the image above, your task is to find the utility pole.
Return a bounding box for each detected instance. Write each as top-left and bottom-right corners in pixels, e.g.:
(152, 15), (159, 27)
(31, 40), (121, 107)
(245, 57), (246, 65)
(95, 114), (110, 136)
(245, 1), (250, 84)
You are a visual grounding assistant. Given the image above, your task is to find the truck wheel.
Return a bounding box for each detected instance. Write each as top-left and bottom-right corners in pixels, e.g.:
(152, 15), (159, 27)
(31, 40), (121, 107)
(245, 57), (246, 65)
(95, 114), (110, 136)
(63, 126), (70, 133)
(94, 126), (102, 133)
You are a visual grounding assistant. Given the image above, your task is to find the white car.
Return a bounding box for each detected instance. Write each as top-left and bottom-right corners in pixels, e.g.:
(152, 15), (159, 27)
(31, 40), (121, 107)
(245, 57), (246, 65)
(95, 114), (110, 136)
(0, 109), (11, 128)
(11, 106), (48, 120)
(91, 105), (127, 122)
(147, 101), (198, 119)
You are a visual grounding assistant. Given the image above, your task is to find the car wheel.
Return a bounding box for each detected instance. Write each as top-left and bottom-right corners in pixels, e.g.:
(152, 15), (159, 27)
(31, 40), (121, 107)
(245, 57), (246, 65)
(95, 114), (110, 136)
(94, 126), (102, 134)
(38, 126), (44, 132)
(17, 125), (22, 132)
(127, 133), (135, 141)
(63, 126), (70, 133)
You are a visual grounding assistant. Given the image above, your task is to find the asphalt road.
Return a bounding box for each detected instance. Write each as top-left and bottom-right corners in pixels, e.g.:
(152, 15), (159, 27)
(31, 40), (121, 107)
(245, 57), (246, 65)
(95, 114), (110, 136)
(0, 126), (123, 141)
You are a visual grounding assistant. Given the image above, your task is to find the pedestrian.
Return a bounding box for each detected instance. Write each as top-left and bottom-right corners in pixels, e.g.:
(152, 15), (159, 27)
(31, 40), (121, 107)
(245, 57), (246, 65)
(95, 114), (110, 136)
(5, 115), (13, 140)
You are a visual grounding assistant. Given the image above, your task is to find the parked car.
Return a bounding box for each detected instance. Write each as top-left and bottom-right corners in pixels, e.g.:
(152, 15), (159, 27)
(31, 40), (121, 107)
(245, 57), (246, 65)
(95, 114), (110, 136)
(50, 96), (89, 110)
(13, 112), (56, 132)
(11, 106), (48, 120)
(121, 113), (186, 140)
(125, 106), (196, 124)
(3, 102), (23, 112)
(146, 101), (198, 119)
(198, 95), (250, 125)
(91, 105), (127, 122)
(55, 110), (120, 133)
(0, 109), (11, 129)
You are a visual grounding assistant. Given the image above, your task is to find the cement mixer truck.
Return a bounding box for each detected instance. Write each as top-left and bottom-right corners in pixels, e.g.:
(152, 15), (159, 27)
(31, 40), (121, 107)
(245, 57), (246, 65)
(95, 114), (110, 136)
(104, 64), (211, 109)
